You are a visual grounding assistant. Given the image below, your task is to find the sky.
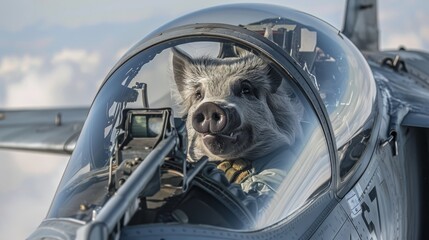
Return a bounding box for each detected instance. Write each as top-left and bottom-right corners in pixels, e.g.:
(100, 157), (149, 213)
(0, 0), (428, 239)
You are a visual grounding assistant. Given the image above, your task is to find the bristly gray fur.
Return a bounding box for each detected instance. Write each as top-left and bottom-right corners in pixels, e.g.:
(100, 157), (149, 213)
(172, 47), (303, 161)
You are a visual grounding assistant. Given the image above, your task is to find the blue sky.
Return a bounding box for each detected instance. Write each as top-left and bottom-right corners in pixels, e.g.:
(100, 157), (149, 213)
(0, 0), (428, 239)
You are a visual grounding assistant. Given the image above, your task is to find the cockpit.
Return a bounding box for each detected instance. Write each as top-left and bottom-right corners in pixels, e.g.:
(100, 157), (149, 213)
(46, 3), (376, 235)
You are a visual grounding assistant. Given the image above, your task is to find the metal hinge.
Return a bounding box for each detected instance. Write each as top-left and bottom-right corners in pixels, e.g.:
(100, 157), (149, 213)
(380, 131), (398, 156)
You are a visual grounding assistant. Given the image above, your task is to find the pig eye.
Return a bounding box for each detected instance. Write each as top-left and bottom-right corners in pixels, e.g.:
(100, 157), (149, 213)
(241, 85), (251, 95)
(240, 81), (256, 97)
(195, 89), (203, 100)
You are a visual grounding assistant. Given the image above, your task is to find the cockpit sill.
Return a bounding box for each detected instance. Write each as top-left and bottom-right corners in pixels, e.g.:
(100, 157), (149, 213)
(31, 191), (336, 240)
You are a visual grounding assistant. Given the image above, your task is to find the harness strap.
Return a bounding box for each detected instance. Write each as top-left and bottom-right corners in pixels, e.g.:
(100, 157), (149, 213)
(217, 158), (252, 184)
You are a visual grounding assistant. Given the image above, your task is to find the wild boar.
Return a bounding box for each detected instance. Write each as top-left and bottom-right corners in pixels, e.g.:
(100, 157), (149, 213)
(172, 46), (302, 164)
(171, 45), (304, 214)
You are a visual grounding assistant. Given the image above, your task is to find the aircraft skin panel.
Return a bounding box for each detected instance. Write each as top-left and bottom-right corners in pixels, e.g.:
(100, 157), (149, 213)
(344, 57), (427, 239)
(333, 219), (360, 240)
(339, 137), (407, 239)
(309, 204), (351, 239)
(344, 168), (385, 239)
(366, 51), (429, 130)
(402, 112), (429, 128)
(0, 108), (88, 154)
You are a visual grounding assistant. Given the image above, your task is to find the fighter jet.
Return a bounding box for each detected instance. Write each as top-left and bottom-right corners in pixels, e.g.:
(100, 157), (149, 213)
(1, 0), (428, 239)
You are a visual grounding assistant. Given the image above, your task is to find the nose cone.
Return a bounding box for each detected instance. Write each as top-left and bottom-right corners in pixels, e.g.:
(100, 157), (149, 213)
(192, 102), (227, 133)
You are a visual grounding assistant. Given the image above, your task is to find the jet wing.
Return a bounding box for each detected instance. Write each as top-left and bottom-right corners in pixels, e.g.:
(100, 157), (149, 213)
(0, 108), (88, 154)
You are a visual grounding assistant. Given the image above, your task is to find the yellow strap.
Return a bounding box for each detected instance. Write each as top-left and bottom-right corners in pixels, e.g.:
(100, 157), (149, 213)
(217, 159), (252, 184)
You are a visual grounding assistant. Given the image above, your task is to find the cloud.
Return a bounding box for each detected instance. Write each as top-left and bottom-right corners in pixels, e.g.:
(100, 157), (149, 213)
(0, 48), (100, 239)
(5, 63), (73, 107)
(0, 56), (43, 76)
(0, 151), (68, 193)
(52, 49), (100, 73)
(2, 49), (102, 108)
(0, 0), (156, 31)
(0, 49), (99, 236)
(0, 0), (348, 32)
(0, 151), (68, 239)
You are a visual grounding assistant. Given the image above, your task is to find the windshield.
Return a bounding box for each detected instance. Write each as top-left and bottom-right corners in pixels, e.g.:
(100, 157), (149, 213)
(48, 31), (332, 229)
(138, 3), (376, 178)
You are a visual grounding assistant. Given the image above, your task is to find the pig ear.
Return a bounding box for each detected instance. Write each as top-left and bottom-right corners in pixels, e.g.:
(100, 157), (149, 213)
(217, 43), (250, 58)
(217, 43), (238, 58)
(172, 47), (193, 94)
(235, 46), (250, 57)
(267, 64), (283, 93)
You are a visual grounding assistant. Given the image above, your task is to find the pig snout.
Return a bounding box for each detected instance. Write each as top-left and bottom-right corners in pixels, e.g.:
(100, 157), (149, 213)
(192, 102), (240, 134)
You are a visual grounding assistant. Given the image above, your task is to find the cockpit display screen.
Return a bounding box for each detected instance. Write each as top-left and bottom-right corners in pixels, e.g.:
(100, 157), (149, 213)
(131, 114), (163, 138)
